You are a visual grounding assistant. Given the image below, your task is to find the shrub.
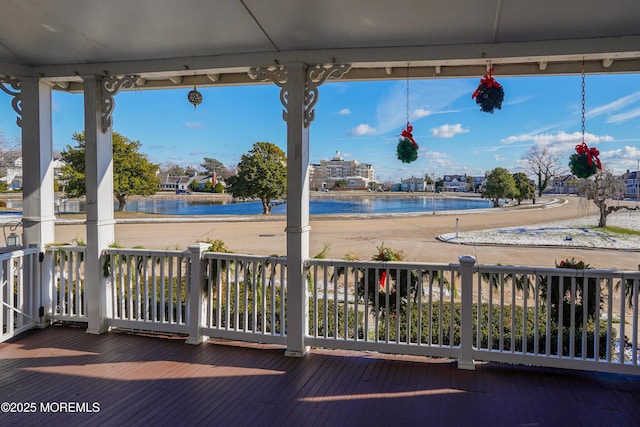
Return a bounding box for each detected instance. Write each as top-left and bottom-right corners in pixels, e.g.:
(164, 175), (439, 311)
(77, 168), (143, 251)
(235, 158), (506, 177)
(379, 301), (613, 359)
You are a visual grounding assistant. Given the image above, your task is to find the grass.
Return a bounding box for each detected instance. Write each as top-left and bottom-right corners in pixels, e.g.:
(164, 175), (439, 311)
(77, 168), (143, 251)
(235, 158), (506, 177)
(602, 226), (640, 236)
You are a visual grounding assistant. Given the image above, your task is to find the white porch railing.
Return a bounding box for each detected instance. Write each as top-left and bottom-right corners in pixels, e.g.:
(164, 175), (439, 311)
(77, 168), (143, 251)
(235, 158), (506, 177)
(39, 246), (640, 375)
(47, 245), (87, 322)
(1, 247), (39, 343)
(200, 252), (288, 345)
(305, 258), (461, 360)
(103, 247), (191, 335)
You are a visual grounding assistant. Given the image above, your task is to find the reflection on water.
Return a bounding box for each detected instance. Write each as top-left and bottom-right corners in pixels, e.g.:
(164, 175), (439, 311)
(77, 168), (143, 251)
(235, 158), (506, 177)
(5, 196), (493, 216)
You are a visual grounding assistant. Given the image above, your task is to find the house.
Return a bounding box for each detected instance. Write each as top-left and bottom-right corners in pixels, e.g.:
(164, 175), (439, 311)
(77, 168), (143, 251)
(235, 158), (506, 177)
(400, 176), (426, 192)
(545, 174), (579, 194)
(622, 170), (640, 200)
(443, 174), (470, 192)
(157, 172), (218, 193)
(2, 157), (22, 190)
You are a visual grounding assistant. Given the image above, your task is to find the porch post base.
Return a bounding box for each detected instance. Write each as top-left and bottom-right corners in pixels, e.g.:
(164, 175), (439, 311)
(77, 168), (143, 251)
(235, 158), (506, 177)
(85, 326), (109, 335)
(285, 346), (310, 358)
(185, 335), (208, 345)
(457, 360), (476, 370)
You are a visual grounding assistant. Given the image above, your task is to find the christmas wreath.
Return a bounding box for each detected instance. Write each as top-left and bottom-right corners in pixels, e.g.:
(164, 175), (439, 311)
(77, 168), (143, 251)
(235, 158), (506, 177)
(472, 68), (504, 113)
(396, 122), (418, 163)
(569, 141), (601, 179)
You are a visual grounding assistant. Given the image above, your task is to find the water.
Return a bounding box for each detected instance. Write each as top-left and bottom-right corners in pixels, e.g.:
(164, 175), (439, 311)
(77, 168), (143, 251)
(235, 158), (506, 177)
(123, 196), (493, 215)
(4, 195), (493, 216)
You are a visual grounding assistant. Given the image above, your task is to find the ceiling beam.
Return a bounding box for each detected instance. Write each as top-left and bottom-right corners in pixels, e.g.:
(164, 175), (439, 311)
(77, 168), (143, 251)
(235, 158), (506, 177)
(28, 35), (640, 80)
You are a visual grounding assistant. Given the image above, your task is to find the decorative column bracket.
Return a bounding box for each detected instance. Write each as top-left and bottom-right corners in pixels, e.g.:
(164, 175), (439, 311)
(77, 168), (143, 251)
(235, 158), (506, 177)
(0, 76), (22, 127)
(102, 75), (138, 133)
(248, 66), (289, 122)
(249, 63), (350, 127)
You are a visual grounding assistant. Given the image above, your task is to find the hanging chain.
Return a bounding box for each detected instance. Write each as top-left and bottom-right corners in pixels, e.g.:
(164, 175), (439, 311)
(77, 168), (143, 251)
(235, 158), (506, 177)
(581, 58), (586, 140)
(406, 64), (410, 124)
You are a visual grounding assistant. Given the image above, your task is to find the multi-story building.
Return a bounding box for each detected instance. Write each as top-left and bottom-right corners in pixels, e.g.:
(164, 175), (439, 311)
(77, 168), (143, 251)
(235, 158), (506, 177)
(400, 176), (426, 192)
(310, 151), (375, 190)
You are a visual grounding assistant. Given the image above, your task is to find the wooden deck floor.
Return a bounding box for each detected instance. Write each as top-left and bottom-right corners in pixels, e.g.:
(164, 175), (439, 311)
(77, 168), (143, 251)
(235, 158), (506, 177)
(2, 325), (640, 426)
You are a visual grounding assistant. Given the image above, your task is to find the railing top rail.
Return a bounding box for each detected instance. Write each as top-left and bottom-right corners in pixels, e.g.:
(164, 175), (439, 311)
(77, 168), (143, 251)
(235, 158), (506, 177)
(203, 251), (287, 264)
(475, 263), (640, 279)
(104, 247), (188, 257)
(46, 245), (87, 253)
(0, 246), (38, 260)
(307, 257), (457, 271)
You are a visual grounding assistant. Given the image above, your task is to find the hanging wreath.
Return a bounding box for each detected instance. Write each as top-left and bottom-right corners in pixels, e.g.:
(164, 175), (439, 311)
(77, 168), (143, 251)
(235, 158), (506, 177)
(472, 68), (504, 113)
(397, 122), (418, 163)
(569, 141), (601, 178)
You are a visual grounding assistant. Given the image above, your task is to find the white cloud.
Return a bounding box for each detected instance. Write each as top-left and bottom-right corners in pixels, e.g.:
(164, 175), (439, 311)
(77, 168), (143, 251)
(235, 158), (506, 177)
(423, 150), (449, 159)
(599, 146), (640, 173)
(374, 80), (475, 135)
(184, 122), (205, 129)
(494, 154), (506, 162)
(588, 91), (640, 118)
(607, 107), (640, 124)
(499, 131), (615, 158)
(412, 109), (432, 119)
(430, 123), (469, 138)
(337, 108), (352, 115)
(348, 124), (377, 136)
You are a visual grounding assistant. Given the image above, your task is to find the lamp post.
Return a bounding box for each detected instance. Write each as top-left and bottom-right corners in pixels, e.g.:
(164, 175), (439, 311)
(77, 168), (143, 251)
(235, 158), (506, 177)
(431, 172), (437, 214)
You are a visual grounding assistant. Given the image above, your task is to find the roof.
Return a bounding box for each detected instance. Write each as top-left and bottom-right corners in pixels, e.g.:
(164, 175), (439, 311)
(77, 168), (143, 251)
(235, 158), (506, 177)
(1, 1), (639, 90)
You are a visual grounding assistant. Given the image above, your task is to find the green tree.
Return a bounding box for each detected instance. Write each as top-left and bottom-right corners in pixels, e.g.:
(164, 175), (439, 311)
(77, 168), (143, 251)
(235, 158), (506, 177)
(513, 172), (535, 205)
(214, 182), (225, 193)
(203, 181), (215, 193)
(226, 142), (286, 214)
(0, 181), (8, 192)
(60, 132), (160, 211)
(482, 167), (516, 207)
(465, 175), (473, 192)
(189, 179), (200, 192)
(201, 157), (228, 177)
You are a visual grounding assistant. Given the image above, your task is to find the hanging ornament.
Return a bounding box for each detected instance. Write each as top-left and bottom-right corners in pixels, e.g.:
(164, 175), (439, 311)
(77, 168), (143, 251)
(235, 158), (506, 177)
(569, 60), (601, 179)
(187, 75), (203, 109)
(397, 122), (418, 163)
(396, 67), (419, 163)
(472, 67), (504, 113)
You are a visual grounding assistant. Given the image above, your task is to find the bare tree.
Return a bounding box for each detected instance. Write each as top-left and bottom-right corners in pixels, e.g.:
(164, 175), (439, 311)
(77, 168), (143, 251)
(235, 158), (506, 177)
(0, 133), (20, 169)
(578, 169), (639, 227)
(522, 146), (563, 196)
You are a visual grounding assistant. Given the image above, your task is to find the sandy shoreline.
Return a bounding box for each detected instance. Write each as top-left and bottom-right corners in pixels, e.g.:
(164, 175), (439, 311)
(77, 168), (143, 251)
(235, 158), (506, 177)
(51, 194), (640, 271)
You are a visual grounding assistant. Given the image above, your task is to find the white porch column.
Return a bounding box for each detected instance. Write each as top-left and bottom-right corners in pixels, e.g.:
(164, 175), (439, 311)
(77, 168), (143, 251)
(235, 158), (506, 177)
(16, 77), (56, 247)
(283, 63), (311, 357)
(83, 76), (115, 334)
(249, 63), (350, 357)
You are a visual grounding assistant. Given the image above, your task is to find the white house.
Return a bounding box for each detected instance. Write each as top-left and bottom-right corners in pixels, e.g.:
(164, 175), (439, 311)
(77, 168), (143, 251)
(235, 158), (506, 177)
(623, 170), (640, 200)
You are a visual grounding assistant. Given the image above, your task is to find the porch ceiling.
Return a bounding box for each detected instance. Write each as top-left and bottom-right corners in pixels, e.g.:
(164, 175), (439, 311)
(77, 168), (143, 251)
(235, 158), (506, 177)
(1, 0), (640, 89)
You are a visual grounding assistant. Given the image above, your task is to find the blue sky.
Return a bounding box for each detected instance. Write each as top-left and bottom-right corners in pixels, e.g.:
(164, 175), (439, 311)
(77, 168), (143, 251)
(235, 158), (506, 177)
(1, 73), (640, 182)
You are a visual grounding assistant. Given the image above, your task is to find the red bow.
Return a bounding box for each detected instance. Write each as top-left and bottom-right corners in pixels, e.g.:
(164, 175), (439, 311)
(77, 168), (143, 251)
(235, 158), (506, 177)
(472, 68), (502, 99)
(379, 271), (387, 288)
(575, 141), (602, 169)
(401, 122), (418, 147)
